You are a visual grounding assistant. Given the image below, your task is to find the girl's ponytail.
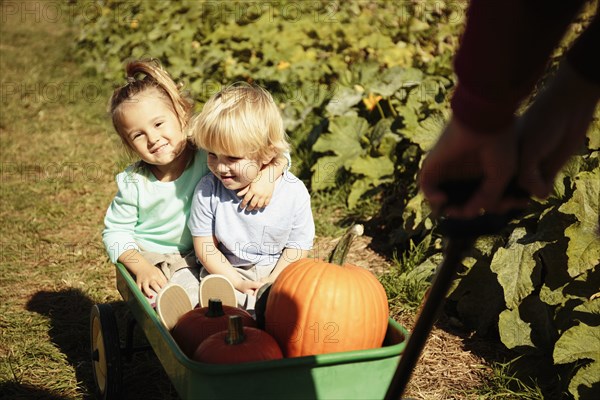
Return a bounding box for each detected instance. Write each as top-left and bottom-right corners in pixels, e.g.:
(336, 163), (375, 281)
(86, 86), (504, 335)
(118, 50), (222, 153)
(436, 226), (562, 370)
(109, 59), (193, 139)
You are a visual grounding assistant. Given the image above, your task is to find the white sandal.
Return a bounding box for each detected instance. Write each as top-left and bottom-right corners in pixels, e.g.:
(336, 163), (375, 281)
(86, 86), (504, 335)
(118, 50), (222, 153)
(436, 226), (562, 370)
(199, 274), (237, 308)
(156, 284), (193, 330)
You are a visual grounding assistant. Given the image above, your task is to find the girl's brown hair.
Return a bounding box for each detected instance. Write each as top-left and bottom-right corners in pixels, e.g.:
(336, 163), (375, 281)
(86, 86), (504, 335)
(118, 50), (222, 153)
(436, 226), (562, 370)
(109, 59), (193, 153)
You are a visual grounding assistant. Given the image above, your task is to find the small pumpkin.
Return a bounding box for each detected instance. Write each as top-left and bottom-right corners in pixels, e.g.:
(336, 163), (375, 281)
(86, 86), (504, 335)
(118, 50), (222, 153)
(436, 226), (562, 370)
(264, 225), (389, 357)
(172, 299), (256, 358)
(193, 315), (283, 364)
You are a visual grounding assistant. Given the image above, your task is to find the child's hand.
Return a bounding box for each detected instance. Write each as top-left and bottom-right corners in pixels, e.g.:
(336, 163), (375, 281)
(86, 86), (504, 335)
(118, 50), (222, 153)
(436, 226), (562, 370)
(237, 279), (263, 296)
(136, 266), (168, 298)
(259, 276), (274, 285)
(237, 170), (275, 210)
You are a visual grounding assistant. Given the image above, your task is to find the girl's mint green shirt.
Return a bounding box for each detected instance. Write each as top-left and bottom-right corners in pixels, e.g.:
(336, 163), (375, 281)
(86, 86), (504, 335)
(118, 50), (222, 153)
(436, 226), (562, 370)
(102, 150), (208, 263)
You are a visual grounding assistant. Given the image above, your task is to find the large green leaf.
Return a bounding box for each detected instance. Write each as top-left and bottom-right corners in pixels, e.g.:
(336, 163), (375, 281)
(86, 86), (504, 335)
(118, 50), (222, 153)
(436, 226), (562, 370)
(552, 156), (590, 198)
(539, 283), (572, 307)
(367, 118), (397, 156)
(402, 192), (433, 234)
(490, 230), (546, 309)
(345, 61), (381, 89)
(554, 323), (600, 364)
(451, 259), (506, 335)
(559, 169), (600, 277)
(564, 223), (600, 277)
(587, 117), (600, 150)
(396, 105), (420, 132)
(350, 156), (394, 180)
(311, 116), (370, 190)
(369, 66), (423, 97)
(378, 133), (401, 159)
(568, 360), (600, 400)
(347, 158), (395, 208)
(325, 86), (363, 116)
(348, 178), (373, 210)
(567, 295), (600, 329)
(573, 298), (600, 316)
(518, 295), (557, 351)
(310, 156), (341, 191)
(408, 253), (443, 282)
(499, 308), (535, 349)
(312, 116), (368, 164)
(473, 235), (505, 257)
(560, 170), (599, 223)
(404, 111), (446, 152)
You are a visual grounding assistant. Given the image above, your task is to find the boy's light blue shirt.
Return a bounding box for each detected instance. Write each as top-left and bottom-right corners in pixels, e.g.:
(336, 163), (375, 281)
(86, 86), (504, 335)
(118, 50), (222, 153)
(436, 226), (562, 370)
(102, 151), (209, 263)
(188, 171), (315, 268)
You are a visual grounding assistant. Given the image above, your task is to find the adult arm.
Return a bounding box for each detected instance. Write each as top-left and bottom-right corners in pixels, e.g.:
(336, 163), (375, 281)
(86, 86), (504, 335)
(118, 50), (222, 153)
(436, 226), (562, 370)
(518, 11), (600, 197)
(420, 0), (594, 217)
(452, 0), (587, 133)
(518, 60), (600, 198)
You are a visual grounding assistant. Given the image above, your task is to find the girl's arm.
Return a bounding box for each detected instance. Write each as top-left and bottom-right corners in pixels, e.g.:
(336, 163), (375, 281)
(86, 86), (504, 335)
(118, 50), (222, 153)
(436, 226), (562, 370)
(238, 153), (290, 210)
(103, 170), (168, 298)
(118, 249), (168, 297)
(193, 235), (262, 294)
(263, 248), (309, 284)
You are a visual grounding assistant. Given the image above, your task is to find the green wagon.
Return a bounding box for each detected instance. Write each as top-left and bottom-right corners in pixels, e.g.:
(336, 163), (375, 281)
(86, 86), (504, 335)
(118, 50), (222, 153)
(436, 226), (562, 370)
(90, 262), (409, 400)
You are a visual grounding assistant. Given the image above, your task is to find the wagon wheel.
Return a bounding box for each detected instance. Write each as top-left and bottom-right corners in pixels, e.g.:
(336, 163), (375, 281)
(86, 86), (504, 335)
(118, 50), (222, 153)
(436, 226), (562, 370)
(90, 304), (123, 400)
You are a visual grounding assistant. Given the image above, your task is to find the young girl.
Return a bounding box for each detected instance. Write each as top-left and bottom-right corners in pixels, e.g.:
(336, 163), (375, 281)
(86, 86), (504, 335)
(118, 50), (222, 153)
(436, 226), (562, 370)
(102, 60), (287, 314)
(187, 83), (315, 312)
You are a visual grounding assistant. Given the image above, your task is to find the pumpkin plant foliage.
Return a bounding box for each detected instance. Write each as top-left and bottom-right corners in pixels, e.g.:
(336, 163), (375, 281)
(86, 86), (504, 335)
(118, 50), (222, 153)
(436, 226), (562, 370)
(445, 150), (600, 399)
(72, 1), (599, 397)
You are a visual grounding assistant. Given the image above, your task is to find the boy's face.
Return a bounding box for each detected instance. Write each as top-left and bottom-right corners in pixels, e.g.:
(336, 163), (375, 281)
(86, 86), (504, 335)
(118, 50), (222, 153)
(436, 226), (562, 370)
(206, 152), (265, 191)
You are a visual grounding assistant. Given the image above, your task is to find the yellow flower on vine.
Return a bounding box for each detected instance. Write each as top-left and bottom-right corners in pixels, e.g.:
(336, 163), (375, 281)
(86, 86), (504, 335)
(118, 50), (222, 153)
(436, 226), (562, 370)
(276, 60), (291, 70)
(363, 93), (382, 111)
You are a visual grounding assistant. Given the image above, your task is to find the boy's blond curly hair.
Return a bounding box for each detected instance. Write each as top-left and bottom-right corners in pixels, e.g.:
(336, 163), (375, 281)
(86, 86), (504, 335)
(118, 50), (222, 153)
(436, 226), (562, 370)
(190, 82), (290, 163)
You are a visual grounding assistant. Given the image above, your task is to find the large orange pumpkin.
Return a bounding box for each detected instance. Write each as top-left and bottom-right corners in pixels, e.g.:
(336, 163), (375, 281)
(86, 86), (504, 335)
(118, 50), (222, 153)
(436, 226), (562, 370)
(264, 226), (389, 357)
(264, 258), (389, 357)
(193, 316), (283, 364)
(172, 299), (255, 358)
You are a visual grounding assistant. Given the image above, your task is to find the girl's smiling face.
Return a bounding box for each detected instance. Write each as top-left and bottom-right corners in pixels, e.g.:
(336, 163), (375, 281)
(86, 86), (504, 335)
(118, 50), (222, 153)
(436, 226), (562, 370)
(207, 152), (265, 191)
(116, 89), (187, 170)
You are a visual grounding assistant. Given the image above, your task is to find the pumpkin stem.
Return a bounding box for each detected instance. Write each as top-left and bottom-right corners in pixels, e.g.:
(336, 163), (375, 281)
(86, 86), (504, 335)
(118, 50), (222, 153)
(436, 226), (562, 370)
(225, 316), (246, 345)
(327, 224), (364, 265)
(205, 299), (225, 318)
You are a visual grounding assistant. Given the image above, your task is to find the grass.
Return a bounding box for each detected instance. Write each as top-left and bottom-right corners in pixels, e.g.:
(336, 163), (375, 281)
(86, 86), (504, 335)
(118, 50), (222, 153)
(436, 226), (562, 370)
(472, 359), (545, 399)
(0, 2), (178, 398)
(379, 239), (432, 311)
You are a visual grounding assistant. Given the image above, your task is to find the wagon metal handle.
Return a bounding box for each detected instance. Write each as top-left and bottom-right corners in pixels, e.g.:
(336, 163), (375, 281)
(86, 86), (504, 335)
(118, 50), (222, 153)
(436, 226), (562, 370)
(384, 178), (529, 399)
(436, 177), (529, 238)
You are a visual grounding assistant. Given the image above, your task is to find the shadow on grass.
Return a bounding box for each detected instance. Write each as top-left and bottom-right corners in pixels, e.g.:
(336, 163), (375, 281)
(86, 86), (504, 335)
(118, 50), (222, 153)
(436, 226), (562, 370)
(0, 381), (72, 400)
(25, 289), (178, 400)
(26, 289), (96, 397)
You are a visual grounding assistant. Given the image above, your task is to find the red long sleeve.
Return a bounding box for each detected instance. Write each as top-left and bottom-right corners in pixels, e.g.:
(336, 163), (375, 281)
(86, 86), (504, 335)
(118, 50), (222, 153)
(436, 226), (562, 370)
(451, 0), (592, 133)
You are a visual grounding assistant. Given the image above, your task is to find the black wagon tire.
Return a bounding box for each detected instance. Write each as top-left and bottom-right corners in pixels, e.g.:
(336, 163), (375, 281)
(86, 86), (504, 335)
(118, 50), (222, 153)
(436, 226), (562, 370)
(90, 304), (123, 400)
